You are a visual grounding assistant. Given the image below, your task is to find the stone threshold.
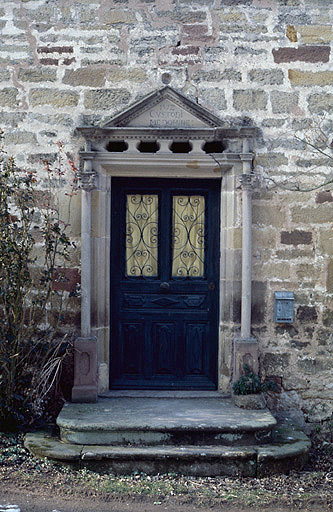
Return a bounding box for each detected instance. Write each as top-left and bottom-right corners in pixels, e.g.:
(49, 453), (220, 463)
(24, 423), (311, 478)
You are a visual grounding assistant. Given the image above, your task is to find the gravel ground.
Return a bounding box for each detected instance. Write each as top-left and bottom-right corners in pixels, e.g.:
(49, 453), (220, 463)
(0, 432), (332, 511)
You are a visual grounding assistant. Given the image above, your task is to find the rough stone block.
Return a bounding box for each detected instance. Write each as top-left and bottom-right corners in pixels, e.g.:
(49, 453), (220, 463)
(327, 260), (333, 293)
(297, 306), (318, 322)
(270, 91), (299, 114)
(318, 230), (333, 254)
(307, 93), (333, 114)
(248, 69), (284, 85)
(200, 88), (226, 109)
(0, 112), (26, 127)
(316, 191), (333, 204)
(286, 24), (298, 42)
(0, 70), (10, 81)
(52, 267), (80, 293)
(297, 25), (333, 44)
(253, 204), (286, 227)
(29, 89), (79, 107)
(323, 309), (333, 327)
(272, 45), (330, 63)
(4, 131), (37, 145)
(281, 230), (312, 245)
(289, 70), (333, 87)
(102, 10), (136, 25)
(255, 153), (288, 168)
(0, 88), (19, 107)
(107, 69), (147, 83)
(72, 337), (98, 403)
(233, 90), (267, 111)
(262, 353), (290, 377)
(63, 68), (106, 87)
(18, 68), (57, 82)
(292, 205), (332, 224)
(84, 88), (131, 109)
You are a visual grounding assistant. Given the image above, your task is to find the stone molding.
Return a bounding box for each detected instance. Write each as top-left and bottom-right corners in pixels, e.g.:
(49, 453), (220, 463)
(238, 173), (259, 191)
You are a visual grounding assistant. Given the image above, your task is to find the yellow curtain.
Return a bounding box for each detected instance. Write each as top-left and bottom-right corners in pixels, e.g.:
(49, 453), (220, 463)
(126, 194), (158, 277)
(172, 195), (205, 278)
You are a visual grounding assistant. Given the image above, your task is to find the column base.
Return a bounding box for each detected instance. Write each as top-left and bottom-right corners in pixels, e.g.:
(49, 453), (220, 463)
(72, 336), (98, 403)
(233, 337), (259, 382)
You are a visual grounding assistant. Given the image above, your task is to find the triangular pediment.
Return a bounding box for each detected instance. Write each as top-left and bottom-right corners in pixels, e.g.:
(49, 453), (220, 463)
(103, 86), (224, 129)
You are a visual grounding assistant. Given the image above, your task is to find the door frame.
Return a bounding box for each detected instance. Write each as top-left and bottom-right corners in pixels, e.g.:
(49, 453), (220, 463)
(110, 177), (221, 389)
(79, 144), (253, 396)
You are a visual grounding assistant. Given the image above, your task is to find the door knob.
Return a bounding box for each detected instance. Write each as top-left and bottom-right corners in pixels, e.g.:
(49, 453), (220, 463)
(160, 282), (170, 291)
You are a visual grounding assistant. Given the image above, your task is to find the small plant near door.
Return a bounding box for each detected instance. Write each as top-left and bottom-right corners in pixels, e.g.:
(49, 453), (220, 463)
(232, 365), (278, 409)
(0, 132), (78, 431)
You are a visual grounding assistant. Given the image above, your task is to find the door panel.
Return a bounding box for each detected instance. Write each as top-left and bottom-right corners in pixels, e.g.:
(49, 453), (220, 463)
(110, 178), (220, 389)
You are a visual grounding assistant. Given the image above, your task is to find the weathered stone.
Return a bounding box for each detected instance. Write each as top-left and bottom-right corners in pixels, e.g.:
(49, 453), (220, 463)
(297, 306), (318, 322)
(323, 309), (333, 327)
(281, 230), (312, 246)
(192, 69), (241, 82)
(326, 260), (333, 293)
(252, 281), (267, 323)
(37, 46), (74, 54)
(233, 90), (268, 111)
(253, 204), (286, 227)
(297, 357), (324, 374)
(292, 205), (332, 224)
(262, 119), (286, 128)
(296, 264), (320, 281)
(307, 93), (333, 114)
(318, 230), (333, 254)
(286, 24), (298, 42)
(0, 88), (19, 107)
(270, 91), (299, 114)
(84, 89), (131, 109)
(316, 191), (333, 204)
(255, 153), (288, 167)
(248, 69), (284, 85)
(317, 328), (332, 345)
(63, 68), (106, 87)
(289, 70), (333, 87)
(272, 45), (330, 63)
(262, 353), (291, 377)
(28, 113), (74, 126)
(28, 153), (58, 164)
(18, 68), (57, 82)
(297, 25), (333, 44)
(200, 88), (226, 109)
(0, 70), (10, 81)
(29, 89), (79, 107)
(4, 131), (37, 145)
(102, 10), (136, 25)
(0, 112), (26, 127)
(107, 69), (147, 83)
(234, 46), (267, 56)
(39, 58), (59, 66)
(276, 248), (313, 259)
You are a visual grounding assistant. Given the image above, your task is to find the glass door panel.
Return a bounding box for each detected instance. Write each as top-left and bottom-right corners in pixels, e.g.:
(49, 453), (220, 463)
(125, 194), (158, 277)
(172, 195), (205, 278)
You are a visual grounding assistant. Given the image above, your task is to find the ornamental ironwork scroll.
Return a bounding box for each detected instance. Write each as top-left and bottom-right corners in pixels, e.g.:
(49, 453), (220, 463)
(125, 194), (159, 277)
(172, 195), (205, 278)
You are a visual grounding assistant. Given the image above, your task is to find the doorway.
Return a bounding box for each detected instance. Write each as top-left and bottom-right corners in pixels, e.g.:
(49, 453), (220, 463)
(110, 178), (220, 389)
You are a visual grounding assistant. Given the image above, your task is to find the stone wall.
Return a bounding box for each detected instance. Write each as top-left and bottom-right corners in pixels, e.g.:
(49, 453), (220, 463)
(0, 0), (332, 431)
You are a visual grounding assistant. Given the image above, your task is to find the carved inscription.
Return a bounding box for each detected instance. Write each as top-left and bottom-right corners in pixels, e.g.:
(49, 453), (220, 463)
(128, 99), (207, 129)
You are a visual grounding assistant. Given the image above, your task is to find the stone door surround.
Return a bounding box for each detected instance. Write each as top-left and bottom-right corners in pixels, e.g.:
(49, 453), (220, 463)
(72, 86), (257, 402)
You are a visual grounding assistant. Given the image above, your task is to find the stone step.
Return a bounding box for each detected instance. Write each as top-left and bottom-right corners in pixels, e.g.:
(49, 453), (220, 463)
(57, 397), (277, 446)
(24, 423), (311, 477)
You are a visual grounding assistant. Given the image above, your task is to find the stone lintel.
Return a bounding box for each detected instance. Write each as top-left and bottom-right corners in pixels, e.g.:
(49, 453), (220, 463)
(72, 336), (98, 403)
(233, 337), (259, 382)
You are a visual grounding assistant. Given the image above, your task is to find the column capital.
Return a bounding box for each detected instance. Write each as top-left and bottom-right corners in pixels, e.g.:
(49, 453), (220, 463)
(79, 169), (97, 191)
(238, 173), (259, 191)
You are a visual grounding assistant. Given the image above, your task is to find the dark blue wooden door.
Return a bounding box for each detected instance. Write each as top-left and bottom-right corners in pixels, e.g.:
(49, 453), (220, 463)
(110, 178), (220, 389)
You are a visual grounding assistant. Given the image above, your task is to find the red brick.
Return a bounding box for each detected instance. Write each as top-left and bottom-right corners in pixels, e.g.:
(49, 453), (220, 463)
(37, 46), (74, 54)
(53, 267), (80, 292)
(272, 46), (330, 63)
(281, 230), (312, 245)
(316, 191), (333, 204)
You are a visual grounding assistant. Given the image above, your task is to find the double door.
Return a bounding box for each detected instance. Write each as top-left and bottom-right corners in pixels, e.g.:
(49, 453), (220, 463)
(110, 178), (220, 389)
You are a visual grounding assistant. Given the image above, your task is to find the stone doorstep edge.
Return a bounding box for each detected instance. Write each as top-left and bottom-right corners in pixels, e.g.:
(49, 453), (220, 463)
(24, 426), (311, 477)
